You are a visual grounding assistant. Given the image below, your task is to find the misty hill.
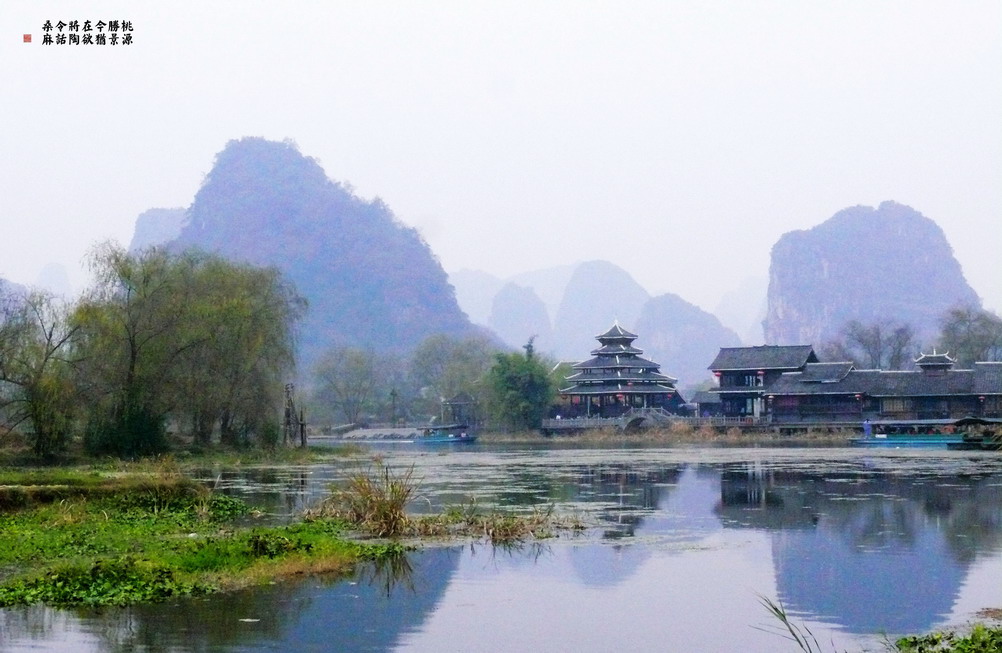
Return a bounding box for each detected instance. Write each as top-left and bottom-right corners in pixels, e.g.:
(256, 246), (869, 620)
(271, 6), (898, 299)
(129, 208), (187, 253)
(449, 269), (504, 324)
(0, 276), (27, 299)
(552, 260), (651, 360)
(636, 293), (743, 388)
(507, 263), (579, 319)
(487, 283), (553, 353)
(165, 137), (475, 368)
(34, 263), (73, 297)
(763, 201), (981, 346)
(450, 260), (741, 385)
(714, 276), (767, 344)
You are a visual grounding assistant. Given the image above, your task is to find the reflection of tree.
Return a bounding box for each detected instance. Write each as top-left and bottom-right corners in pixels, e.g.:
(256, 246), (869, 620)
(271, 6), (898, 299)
(1, 549), (460, 652)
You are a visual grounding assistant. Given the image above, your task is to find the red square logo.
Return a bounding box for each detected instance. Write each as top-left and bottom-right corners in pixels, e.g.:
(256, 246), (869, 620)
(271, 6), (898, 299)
(23, 34), (31, 43)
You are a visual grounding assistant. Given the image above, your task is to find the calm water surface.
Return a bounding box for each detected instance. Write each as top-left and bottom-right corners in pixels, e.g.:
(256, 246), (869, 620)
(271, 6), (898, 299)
(3, 445), (1002, 652)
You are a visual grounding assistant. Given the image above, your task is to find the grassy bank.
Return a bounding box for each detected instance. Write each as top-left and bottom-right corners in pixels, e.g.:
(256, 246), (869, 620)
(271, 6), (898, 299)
(0, 461), (575, 607)
(0, 442), (366, 472)
(0, 466), (400, 607)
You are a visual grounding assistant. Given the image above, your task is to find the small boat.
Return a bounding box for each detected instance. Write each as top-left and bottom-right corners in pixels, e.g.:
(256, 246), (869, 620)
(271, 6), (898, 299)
(850, 417), (1001, 449)
(417, 424), (477, 444)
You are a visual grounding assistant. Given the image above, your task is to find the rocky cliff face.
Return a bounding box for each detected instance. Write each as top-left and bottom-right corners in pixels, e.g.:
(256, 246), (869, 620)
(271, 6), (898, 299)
(763, 201), (981, 345)
(165, 137), (475, 370)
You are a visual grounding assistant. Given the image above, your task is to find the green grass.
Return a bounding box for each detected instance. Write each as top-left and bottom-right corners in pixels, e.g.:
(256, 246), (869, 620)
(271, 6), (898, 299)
(895, 625), (1002, 652)
(0, 470), (402, 607)
(758, 594), (1002, 653)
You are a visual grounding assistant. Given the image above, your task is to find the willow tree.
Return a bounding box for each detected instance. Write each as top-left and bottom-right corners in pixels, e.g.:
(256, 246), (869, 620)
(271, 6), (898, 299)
(73, 244), (303, 456)
(0, 289), (78, 458)
(176, 256), (305, 446)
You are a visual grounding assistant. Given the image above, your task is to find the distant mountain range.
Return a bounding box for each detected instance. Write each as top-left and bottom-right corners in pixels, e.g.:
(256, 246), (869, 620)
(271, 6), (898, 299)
(764, 201), (981, 346)
(451, 260), (742, 389)
(123, 139), (986, 386)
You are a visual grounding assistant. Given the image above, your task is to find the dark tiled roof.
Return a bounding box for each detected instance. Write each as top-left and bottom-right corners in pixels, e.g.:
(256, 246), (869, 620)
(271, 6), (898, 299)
(560, 382), (678, 395)
(708, 345), (817, 371)
(596, 323), (638, 340)
(691, 390), (722, 404)
(591, 344), (644, 356)
(765, 367), (1002, 397)
(974, 363), (1002, 394)
(566, 369), (677, 384)
(573, 356), (662, 370)
(799, 362), (854, 383)
(914, 352), (957, 368)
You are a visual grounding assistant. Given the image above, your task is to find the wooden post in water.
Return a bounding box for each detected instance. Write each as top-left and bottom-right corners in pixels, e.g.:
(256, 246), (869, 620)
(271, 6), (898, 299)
(283, 383), (297, 447)
(299, 408), (307, 448)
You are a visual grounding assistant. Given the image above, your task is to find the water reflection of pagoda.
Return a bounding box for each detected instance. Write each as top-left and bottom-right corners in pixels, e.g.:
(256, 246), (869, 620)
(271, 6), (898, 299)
(558, 323), (685, 418)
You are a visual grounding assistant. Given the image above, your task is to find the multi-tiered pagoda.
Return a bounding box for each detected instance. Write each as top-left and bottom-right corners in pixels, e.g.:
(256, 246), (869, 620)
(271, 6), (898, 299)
(557, 323), (685, 418)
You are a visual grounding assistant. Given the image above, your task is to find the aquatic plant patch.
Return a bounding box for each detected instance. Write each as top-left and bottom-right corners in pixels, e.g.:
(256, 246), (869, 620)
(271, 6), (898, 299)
(0, 475), (403, 607)
(895, 625), (1002, 652)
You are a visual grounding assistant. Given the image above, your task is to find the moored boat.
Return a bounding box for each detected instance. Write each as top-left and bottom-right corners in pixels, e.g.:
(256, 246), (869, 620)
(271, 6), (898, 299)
(418, 424), (477, 444)
(850, 417), (1001, 449)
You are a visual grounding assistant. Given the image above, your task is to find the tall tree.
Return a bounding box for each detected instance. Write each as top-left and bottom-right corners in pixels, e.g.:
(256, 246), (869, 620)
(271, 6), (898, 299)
(409, 333), (499, 418)
(314, 347), (379, 425)
(486, 338), (555, 431)
(73, 244), (303, 455)
(820, 320), (917, 370)
(0, 289), (78, 458)
(938, 306), (1002, 366)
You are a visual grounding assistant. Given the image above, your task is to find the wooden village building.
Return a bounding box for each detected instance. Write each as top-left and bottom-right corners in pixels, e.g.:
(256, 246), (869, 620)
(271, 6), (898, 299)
(708, 345), (1002, 425)
(707, 345), (819, 419)
(765, 355), (1002, 424)
(554, 323), (686, 419)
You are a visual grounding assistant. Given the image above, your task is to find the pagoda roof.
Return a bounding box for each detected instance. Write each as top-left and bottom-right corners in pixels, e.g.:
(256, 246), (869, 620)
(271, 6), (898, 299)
(573, 355), (662, 370)
(914, 351), (957, 368)
(560, 382), (678, 395)
(708, 345), (818, 371)
(591, 344), (644, 356)
(596, 322), (638, 340)
(566, 369), (677, 384)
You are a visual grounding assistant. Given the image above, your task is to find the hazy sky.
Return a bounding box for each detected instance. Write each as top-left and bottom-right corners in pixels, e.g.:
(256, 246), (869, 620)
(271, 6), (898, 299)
(3, 1), (1000, 314)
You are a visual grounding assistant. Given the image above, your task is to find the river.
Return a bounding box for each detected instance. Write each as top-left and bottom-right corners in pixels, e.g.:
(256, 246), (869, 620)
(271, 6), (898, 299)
(3, 444), (1002, 652)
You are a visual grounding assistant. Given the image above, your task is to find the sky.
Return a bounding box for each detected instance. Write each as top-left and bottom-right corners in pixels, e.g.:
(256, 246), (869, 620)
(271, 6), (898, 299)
(2, 1), (1000, 314)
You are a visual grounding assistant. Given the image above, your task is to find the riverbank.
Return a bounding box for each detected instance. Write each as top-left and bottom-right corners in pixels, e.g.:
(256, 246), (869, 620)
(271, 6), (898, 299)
(479, 425), (859, 446)
(0, 458), (581, 608)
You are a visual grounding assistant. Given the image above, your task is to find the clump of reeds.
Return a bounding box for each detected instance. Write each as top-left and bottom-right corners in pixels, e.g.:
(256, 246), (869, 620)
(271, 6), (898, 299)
(306, 464), (415, 537)
(755, 595), (838, 653)
(411, 501), (584, 545)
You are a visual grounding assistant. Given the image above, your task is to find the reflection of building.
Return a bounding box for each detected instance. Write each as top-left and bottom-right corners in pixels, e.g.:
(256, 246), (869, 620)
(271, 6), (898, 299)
(716, 465), (1002, 634)
(557, 323), (685, 418)
(707, 345), (818, 418)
